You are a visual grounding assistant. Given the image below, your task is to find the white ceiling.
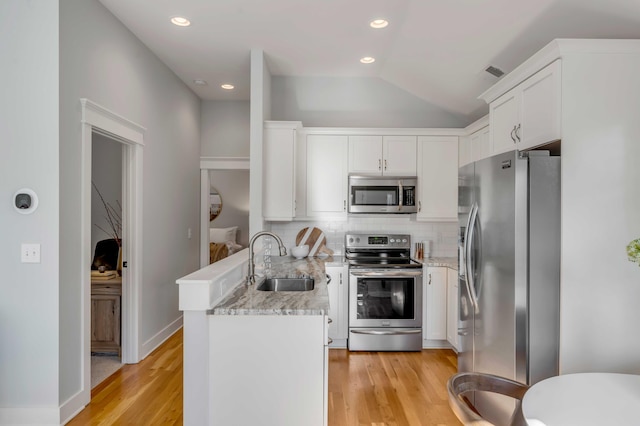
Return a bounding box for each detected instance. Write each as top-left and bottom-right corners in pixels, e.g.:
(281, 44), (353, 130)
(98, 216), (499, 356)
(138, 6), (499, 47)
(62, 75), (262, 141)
(99, 0), (640, 124)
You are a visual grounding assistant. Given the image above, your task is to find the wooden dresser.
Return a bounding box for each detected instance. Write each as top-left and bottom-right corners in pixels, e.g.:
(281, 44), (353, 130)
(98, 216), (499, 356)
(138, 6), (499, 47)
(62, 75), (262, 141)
(91, 276), (122, 355)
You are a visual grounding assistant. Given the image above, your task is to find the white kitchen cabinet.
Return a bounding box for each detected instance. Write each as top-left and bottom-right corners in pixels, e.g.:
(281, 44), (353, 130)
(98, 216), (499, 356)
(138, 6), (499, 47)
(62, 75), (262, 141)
(325, 264), (348, 346)
(446, 268), (459, 351)
(306, 134), (348, 218)
(348, 135), (417, 176)
(458, 135), (472, 167)
(490, 60), (561, 155)
(470, 125), (491, 162)
(416, 136), (458, 221)
(210, 314), (327, 426)
(424, 266), (447, 340)
(263, 121), (301, 221)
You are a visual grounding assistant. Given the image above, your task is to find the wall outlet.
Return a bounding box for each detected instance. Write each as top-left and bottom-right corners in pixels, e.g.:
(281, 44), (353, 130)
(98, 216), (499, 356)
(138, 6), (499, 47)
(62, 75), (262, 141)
(21, 243), (41, 263)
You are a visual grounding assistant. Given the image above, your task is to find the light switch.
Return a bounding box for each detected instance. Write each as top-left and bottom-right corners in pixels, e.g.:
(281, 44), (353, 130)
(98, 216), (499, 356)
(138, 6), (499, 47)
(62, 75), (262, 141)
(21, 243), (41, 263)
(187, 228), (192, 239)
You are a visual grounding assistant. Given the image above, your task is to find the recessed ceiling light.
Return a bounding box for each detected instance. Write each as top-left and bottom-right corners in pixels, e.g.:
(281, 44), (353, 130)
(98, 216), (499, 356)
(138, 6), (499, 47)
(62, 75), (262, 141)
(360, 57), (376, 64)
(170, 16), (191, 27)
(193, 79), (208, 86)
(370, 19), (389, 29)
(221, 84), (235, 90)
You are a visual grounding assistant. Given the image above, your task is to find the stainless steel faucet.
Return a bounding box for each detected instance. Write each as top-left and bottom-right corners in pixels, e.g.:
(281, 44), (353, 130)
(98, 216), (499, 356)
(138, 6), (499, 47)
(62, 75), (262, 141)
(247, 231), (287, 284)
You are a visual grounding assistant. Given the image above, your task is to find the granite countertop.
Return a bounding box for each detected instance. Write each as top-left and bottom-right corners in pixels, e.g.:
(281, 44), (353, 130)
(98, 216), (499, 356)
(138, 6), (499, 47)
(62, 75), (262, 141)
(413, 256), (458, 270)
(209, 255), (331, 316)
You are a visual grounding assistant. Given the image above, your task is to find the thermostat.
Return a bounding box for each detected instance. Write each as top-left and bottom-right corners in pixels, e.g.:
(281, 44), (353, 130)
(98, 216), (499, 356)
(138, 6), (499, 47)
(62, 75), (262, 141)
(14, 188), (38, 215)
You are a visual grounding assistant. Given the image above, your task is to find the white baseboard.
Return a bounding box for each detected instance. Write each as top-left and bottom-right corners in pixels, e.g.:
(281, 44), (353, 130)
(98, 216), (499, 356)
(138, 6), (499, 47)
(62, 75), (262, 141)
(0, 406), (60, 425)
(140, 315), (183, 359)
(59, 388), (89, 425)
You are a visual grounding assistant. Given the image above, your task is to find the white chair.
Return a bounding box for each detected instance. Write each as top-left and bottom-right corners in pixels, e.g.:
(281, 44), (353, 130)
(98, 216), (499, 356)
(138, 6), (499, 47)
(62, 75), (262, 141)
(447, 372), (529, 426)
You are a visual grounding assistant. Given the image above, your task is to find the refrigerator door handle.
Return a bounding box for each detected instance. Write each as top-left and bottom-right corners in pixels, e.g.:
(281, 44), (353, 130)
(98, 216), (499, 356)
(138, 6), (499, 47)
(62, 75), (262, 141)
(466, 202), (480, 313)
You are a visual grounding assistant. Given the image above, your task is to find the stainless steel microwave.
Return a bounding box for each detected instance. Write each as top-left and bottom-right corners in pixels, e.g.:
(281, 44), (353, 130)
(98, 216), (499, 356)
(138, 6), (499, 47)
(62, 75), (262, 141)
(348, 175), (418, 214)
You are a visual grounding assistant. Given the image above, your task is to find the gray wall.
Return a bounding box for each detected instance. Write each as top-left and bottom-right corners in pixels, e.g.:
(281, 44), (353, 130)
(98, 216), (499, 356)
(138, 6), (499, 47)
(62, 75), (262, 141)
(209, 170), (250, 247)
(0, 0), (60, 410)
(60, 0), (200, 411)
(271, 76), (467, 128)
(201, 100), (250, 157)
(91, 133), (123, 256)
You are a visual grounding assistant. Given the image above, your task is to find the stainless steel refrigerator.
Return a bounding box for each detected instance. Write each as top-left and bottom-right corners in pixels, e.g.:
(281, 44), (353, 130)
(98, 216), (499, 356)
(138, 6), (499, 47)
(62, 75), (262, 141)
(458, 150), (560, 425)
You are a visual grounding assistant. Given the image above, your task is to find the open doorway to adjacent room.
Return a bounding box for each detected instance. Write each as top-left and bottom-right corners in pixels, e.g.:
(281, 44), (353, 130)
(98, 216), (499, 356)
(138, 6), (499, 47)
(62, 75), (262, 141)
(90, 132), (124, 388)
(80, 98), (144, 404)
(199, 160), (250, 267)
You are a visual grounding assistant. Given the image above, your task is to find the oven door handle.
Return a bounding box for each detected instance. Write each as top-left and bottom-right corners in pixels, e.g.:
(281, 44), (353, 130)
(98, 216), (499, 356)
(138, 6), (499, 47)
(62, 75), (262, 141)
(350, 329), (422, 335)
(349, 271), (423, 277)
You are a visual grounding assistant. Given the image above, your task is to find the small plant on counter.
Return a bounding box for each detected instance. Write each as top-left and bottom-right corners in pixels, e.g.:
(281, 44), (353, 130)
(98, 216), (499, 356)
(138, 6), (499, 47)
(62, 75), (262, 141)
(627, 238), (640, 267)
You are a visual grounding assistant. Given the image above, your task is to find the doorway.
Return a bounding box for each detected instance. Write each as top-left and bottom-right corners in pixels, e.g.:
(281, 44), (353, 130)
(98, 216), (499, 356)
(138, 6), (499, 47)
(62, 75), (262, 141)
(90, 132), (123, 387)
(80, 99), (144, 405)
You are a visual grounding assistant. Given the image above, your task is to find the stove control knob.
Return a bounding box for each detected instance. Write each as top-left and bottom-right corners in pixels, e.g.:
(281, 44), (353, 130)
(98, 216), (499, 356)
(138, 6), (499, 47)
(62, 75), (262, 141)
(389, 238), (395, 243)
(402, 239), (408, 243)
(348, 238), (354, 244)
(355, 237), (360, 243)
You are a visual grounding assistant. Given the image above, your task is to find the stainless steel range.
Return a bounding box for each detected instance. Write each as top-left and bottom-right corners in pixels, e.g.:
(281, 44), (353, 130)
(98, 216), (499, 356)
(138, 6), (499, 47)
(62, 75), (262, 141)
(345, 233), (423, 351)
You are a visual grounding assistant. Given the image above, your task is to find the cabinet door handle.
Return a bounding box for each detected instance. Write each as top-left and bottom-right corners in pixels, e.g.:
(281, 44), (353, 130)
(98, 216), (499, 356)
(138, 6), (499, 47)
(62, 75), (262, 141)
(418, 200), (422, 212)
(378, 159), (382, 170)
(343, 200), (346, 211)
(515, 123), (521, 142)
(510, 126), (517, 143)
(328, 337), (333, 345)
(384, 159), (387, 171)
(328, 318), (333, 324)
(428, 273), (432, 285)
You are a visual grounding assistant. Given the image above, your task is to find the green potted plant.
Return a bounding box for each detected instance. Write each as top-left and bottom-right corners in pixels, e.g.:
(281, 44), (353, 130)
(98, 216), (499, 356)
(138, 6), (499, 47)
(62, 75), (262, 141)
(628, 238), (640, 267)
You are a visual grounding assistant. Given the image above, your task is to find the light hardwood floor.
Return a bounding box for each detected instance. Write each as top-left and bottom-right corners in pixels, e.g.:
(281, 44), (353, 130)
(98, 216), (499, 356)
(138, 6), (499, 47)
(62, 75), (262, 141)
(69, 329), (461, 425)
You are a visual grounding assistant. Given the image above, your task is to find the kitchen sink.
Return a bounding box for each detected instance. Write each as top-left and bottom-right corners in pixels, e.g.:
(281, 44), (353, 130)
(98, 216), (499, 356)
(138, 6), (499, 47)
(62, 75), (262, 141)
(257, 277), (315, 292)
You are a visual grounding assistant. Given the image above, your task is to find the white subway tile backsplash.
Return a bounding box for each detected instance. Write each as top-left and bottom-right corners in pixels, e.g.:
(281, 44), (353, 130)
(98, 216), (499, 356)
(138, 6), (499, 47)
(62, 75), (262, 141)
(271, 217), (459, 258)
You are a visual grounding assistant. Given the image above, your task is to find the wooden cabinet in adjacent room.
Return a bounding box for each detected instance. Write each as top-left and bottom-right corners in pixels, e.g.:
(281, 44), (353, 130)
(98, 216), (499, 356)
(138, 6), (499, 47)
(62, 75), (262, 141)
(91, 278), (122, 355)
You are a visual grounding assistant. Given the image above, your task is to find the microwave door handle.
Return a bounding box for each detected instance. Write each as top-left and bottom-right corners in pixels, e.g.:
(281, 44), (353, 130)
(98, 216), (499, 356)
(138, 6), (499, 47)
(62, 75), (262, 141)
(398, 180), (403, 211)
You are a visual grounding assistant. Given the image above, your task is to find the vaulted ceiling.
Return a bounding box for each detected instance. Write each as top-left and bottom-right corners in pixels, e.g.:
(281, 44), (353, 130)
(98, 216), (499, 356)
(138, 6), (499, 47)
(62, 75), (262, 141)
(99, 0), (640, 124)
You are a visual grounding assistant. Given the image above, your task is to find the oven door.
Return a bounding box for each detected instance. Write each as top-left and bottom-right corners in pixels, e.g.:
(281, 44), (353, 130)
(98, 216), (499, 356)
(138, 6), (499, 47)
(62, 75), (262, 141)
(349, 269), (422, 329)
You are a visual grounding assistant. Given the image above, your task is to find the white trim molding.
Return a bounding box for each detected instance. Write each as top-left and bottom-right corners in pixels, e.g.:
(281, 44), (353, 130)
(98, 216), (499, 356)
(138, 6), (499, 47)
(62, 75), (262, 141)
(80, 99), (145, 145)
(74, 99), (145, 420)
(200, 156), (250, 170)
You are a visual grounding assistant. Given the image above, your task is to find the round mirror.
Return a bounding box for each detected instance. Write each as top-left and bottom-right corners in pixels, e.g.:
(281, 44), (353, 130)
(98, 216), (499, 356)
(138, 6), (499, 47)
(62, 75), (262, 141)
(210, 188), (222, 221)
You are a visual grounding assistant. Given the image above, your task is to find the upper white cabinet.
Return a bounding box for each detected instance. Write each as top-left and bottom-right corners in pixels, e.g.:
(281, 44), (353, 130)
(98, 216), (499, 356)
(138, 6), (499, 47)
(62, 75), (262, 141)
(348, 135), (417, 176)
(471, 126), (491, 163)
(306, 134), (348, 218)
(417, 136), (458, 221)
(489, 60), (562, 154)
(263, 121), (301, 221)
(458, 135), (472, 167)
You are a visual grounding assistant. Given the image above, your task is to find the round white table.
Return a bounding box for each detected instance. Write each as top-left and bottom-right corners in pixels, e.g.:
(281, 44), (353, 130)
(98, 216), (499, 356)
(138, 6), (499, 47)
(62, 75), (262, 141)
(522, 372), (640, 426)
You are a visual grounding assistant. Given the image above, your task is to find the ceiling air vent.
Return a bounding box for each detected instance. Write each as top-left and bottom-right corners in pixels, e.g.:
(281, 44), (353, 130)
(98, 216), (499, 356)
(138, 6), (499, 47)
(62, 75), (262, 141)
(485, 65), (504, 78)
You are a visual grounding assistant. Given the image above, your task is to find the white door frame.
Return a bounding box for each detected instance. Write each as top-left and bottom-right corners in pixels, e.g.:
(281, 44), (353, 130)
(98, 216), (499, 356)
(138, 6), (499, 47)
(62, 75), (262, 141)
(80, 99), (144, 396)
(199, 157), (249, 268)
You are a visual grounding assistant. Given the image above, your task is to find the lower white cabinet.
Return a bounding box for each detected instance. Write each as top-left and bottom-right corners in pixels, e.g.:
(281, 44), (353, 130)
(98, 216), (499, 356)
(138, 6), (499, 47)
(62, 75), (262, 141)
(446, 268), (459, 351)
(417, 136), (459, 221)
(209, 314), (327, 426)
(325, 265), (348, 346)
(424, 266), (447, 340)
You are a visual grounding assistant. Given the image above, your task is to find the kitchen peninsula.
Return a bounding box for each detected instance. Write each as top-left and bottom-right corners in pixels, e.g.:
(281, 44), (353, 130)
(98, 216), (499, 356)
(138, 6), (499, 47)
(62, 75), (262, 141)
(176, 250), (331, 426)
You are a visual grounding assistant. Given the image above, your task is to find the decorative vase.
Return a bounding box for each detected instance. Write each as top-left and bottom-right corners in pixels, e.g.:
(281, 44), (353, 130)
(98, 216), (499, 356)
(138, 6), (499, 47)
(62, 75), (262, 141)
(117, 246), (123, 276)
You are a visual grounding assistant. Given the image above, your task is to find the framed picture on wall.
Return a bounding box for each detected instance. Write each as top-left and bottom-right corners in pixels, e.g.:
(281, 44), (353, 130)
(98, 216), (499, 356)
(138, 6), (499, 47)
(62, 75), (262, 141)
(210, 188), (222, 221)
